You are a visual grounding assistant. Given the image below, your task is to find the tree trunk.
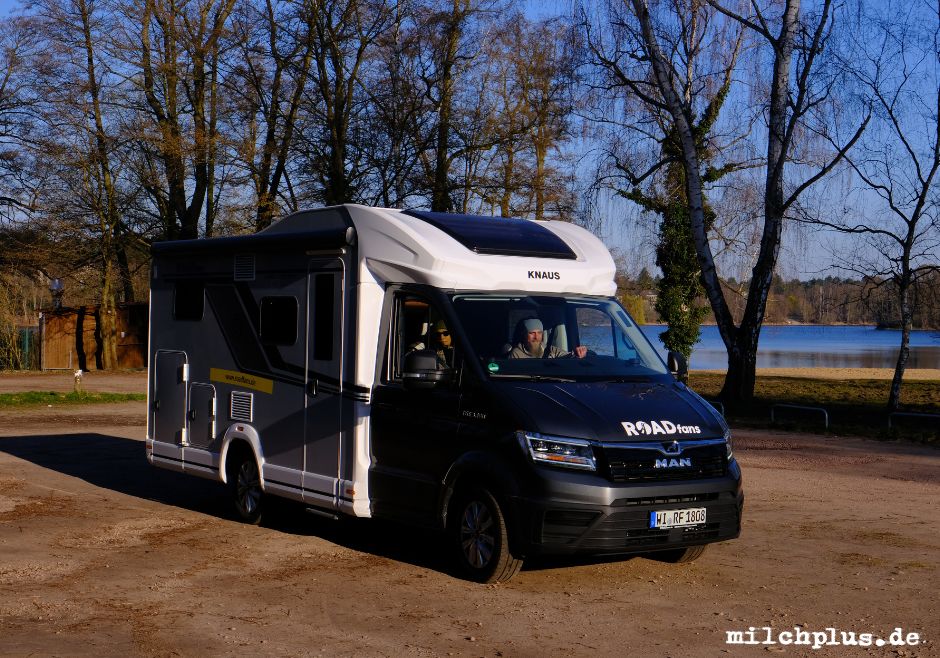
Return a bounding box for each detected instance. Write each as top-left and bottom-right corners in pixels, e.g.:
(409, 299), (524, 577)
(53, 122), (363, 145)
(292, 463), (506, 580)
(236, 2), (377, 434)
(720, 325), (758, 408)
(431, 0), (464, 212)
(888, 280), (912, 411)
(99, 258), (119, 371)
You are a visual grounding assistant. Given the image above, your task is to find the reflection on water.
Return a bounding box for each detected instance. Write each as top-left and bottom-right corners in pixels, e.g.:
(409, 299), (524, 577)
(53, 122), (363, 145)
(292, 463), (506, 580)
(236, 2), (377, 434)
(638, 325), (940, 370)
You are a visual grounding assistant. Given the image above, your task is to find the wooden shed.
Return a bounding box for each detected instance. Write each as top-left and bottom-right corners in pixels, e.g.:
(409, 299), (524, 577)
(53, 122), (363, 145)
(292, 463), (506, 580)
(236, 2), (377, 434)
(40, 303), (148, 371)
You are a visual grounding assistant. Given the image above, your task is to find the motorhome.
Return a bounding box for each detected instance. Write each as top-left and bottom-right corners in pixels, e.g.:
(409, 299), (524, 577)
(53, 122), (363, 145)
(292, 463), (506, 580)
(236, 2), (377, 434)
(147, 205), (743, 582)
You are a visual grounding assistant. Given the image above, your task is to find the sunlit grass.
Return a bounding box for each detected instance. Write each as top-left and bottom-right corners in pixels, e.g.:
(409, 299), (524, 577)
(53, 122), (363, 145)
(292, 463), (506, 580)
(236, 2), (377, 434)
(688, 373), (940, 442)
(0, 391), (146, 408)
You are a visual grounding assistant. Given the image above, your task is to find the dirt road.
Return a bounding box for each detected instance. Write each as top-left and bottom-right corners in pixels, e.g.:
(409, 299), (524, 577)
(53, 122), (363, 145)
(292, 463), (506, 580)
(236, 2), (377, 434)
(0, 398), (937, 656)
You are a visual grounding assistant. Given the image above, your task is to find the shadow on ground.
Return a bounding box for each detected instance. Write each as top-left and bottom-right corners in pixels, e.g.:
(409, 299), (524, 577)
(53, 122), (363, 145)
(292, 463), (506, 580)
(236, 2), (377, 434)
(0, 431), (649, 579)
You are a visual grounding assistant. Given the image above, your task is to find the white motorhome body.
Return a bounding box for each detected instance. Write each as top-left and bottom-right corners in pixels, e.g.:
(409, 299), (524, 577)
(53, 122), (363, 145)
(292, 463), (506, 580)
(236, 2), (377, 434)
(147, 204), (742, 582)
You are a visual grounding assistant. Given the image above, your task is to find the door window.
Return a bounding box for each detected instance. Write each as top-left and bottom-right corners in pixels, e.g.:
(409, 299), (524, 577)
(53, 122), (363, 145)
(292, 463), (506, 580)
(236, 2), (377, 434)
(387, 294), (460, 382)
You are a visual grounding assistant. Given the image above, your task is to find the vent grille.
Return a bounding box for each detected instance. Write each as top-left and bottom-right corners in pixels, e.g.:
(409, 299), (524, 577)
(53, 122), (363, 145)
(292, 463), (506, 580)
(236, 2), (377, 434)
(234, 254), (255, 281)
(230, 391), (253, 421)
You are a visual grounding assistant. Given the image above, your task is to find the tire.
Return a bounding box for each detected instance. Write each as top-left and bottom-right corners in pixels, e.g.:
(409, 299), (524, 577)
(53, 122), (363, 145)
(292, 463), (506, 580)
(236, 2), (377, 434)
(229, 448), (264, 525)
(653, 544), (708, 563)
(449, 486), (522, 583)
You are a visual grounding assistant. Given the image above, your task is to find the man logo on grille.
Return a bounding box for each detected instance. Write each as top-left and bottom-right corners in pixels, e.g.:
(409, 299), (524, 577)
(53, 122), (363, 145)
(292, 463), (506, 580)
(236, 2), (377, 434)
(655, 458), (692, 468)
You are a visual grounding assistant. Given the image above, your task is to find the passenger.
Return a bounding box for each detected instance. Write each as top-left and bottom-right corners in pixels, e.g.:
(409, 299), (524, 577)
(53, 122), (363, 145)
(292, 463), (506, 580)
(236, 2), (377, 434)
(508, 318), (587, 359)
(430, 319), (456, 368)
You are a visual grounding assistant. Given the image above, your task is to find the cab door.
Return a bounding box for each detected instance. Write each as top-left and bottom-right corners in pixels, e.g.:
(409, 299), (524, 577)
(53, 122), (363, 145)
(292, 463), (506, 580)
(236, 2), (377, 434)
(303, 260), (345, 508)
(370, 291), (462, 523)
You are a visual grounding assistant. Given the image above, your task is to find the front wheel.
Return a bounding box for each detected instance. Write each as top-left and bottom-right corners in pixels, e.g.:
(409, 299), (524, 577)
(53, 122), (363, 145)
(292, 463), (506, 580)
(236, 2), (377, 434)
(449, 486), (522, 583)
(229, 450), (264, 525)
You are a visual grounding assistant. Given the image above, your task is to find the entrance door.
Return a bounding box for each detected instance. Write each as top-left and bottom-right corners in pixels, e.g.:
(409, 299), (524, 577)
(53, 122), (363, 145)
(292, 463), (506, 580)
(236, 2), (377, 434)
(303, 260), (345, 507)
(152, 350), (188, 445)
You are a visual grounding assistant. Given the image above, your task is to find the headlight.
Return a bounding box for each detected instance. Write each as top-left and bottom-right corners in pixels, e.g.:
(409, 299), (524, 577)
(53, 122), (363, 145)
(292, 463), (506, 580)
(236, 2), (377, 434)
(725, 428), (733, 460)
(518, 432), (596, 471)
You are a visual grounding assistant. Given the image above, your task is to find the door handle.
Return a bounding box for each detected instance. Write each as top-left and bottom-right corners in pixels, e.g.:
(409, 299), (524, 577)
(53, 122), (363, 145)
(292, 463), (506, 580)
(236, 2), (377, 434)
(307, 379), (318, 397)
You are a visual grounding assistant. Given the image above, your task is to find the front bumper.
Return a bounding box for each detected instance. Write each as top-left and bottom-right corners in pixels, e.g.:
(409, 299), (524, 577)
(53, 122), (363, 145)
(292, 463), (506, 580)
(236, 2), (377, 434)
(510, 459), (744, 557)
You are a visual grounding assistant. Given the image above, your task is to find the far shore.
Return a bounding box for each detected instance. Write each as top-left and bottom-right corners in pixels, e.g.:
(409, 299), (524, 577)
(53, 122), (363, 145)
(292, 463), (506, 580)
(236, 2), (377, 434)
(692, 367), (940, 381)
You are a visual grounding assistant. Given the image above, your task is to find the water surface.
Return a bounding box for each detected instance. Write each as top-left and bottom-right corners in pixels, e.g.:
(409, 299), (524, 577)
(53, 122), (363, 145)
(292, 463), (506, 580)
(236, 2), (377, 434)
(639, 325), (940, 370)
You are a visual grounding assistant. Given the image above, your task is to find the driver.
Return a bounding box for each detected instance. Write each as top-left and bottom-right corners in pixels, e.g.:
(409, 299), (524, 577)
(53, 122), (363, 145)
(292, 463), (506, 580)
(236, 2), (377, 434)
(508, 318), (587, 359)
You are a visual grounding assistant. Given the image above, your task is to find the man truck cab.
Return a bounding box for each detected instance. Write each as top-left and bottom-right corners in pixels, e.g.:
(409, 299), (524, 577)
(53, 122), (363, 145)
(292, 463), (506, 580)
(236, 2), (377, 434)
(147, 205), (742, 582)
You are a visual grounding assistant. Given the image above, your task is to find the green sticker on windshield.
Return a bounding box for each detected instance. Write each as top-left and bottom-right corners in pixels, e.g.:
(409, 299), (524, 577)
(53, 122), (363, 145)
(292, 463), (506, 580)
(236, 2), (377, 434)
(487, 362), (500, 373)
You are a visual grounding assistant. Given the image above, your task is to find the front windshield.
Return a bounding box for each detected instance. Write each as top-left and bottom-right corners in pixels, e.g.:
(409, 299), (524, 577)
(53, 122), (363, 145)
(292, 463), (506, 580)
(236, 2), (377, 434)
(450, 293), (669, 381)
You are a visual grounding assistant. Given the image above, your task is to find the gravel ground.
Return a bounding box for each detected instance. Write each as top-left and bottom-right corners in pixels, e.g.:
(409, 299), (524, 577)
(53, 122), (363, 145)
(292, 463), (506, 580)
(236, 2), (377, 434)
(0, 391), (937, 656)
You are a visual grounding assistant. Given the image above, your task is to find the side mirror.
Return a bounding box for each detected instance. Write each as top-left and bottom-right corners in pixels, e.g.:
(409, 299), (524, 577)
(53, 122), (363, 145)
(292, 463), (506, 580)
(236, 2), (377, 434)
(667, 350), (689, 382)
(402, 349), (453, 390)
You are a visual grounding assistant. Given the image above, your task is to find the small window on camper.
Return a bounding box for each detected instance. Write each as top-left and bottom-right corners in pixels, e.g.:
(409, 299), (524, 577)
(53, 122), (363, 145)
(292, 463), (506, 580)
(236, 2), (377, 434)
(259, 296), (298, 345)
(173, 282), (205, 321)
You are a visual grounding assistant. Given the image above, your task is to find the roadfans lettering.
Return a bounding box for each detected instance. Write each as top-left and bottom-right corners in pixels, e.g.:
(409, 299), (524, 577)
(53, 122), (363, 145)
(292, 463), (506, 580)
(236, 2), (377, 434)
(527, 270), (560, 280)
(621, 420), (701, 436)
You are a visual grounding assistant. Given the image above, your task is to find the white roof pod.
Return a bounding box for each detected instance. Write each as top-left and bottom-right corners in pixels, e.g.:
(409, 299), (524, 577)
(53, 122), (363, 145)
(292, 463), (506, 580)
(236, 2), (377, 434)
(268, 204), (617, 296)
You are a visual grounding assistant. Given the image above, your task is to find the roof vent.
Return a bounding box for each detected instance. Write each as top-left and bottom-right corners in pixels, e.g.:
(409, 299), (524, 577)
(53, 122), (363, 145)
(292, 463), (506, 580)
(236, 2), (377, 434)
(234, 254), (255, 281)
(230, 391), (253, 422)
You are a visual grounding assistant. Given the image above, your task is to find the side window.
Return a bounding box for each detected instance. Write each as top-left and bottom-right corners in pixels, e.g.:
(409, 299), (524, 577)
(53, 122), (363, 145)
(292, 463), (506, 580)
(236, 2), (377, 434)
(173, 281), (204, 321)
(386, 294), (459, 382)
(576, 307), (615, 356)
(259, 296), (298, 346)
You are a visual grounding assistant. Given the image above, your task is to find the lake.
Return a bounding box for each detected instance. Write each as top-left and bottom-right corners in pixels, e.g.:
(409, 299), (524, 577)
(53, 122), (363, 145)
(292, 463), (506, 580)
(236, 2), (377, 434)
(639, 324), (940, 370)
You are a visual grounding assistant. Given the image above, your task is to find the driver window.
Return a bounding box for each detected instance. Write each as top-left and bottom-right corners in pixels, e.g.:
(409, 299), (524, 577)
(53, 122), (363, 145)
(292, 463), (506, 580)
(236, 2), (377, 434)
(391, 294), (460, 381)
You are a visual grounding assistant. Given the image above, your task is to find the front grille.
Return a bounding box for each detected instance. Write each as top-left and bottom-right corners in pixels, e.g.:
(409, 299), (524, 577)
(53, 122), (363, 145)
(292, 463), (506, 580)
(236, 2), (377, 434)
(604, 442), (727, 482)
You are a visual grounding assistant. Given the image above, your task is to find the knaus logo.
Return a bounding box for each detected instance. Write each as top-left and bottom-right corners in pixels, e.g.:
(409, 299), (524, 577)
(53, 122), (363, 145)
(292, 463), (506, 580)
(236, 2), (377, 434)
(528, 270), (560, 280)
(621, 420), (701, 436)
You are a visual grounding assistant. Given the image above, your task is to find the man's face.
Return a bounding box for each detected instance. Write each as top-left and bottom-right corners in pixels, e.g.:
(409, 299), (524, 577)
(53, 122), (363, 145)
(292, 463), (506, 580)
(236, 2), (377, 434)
(526, 329), (543, 353)
(434, 328), (451, 348)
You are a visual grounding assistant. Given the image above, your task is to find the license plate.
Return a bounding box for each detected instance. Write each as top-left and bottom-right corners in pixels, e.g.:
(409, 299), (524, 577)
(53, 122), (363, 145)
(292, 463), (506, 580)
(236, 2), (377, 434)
(650, 507), (707, 529)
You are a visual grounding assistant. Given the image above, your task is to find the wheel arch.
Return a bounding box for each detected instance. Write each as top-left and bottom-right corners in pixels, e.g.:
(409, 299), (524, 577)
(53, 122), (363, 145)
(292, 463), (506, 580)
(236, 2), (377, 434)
(439, 451), (524, 549)
(219, 424), (265, 487)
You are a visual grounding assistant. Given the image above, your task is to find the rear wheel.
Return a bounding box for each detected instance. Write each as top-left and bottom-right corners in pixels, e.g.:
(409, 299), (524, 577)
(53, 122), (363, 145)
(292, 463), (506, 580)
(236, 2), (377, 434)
(653, 545), (707, 563)
(449, 486), (522, 583)
(229, 449), (263, 525)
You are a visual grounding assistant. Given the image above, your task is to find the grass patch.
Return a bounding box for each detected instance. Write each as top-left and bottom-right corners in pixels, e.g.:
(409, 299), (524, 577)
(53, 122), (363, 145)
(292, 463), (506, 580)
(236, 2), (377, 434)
(0, 391), (146, 408)
(687, 373), (940, 442)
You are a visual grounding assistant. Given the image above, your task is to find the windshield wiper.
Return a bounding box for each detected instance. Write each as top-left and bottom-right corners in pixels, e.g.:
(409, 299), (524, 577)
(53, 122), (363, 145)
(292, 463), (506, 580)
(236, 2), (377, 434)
(580, 375), (657, 383)
(489, 374), (577, 383)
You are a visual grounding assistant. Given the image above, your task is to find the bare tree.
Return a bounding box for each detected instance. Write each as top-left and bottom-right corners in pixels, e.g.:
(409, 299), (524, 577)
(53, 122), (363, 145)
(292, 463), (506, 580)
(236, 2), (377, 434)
(613, 0), (868, 405)
(480, 13), (574, 219)
(358, 0), (431, 207)
(585, 0), (750, 360)
(227, 0), (318, 230)
(25, 0), (147, 368)
(124, 0), (236, 240)
(0, 16), (41, 217)
(804, 0), (940, 410)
